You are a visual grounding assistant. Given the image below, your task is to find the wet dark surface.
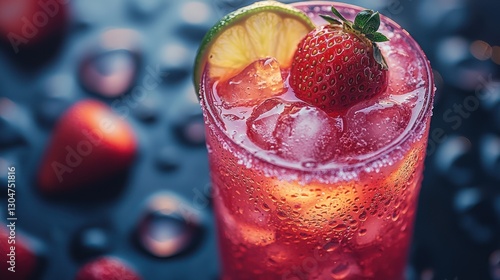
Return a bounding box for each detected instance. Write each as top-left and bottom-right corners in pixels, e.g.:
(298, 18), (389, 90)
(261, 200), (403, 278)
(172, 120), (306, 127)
(0, 0), (499, 279)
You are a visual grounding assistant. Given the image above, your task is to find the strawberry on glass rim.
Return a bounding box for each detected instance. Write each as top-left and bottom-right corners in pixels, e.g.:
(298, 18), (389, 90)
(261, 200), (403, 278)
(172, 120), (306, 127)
(290, 6), (389, 114)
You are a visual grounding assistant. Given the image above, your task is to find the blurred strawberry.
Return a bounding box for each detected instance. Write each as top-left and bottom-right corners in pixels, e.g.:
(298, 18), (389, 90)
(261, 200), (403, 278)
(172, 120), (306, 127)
(0, 0), (67, 53)
(37, 100), (137, 194)
(75, 257), (141, 280)
(0, 227), (37, 280)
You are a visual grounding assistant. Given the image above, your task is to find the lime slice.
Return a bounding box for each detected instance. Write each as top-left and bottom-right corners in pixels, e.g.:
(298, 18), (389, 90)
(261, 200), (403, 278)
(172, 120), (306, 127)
(193, 1), (315, 92)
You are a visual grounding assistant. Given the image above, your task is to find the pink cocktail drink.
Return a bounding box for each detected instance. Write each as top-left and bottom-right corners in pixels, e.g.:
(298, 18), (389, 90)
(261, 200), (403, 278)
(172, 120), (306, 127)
(199, 2), (434, 279)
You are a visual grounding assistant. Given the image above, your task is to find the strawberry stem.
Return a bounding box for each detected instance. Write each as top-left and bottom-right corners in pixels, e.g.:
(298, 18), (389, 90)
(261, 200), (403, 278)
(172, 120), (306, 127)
(327, 6), (389, 69)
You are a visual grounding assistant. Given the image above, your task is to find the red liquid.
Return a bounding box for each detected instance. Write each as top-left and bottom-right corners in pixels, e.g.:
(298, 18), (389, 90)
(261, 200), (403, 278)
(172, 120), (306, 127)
(200, 2), (434, 279)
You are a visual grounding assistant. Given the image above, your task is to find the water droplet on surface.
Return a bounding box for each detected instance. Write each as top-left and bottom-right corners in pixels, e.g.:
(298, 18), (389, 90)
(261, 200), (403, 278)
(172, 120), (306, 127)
(71, 227), (112, 260)
(454, 188), (482, 213)
(138, 195), (202, 258)
(175, 111), (206, 146)
(159, 42), (192, 84)
(79, 48), (140, 98)
(435, 136), (475, 186)
(180, 2), (212, 25)
(133, 96), (159, 123)
(36, 74), (76, 127)
(129, 0), (166, 18)
(155, 146), (180, 171)
(480, 134), (500, 182)
(0, 98), (26, 147)
(0, 158), (15, 196)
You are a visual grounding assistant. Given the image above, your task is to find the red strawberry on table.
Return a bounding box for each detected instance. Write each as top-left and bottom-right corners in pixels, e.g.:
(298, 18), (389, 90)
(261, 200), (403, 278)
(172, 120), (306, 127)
(75, 257), (141, 280)
(290, 6), (389, 114)
(0, 227), (37, 280)
(37, 100), (137, 194)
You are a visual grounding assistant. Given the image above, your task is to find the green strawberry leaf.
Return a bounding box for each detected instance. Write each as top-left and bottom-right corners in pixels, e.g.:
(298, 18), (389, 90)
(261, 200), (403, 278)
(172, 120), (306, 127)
(366, 32), (389, 42)
(324, 5), (390, 70)
(361, 11), (381, 34)
(331, 6), (348, 23)
(373, 43), (388, 70)
(320, 15), (342, 26)
(354, 10), (374, 31)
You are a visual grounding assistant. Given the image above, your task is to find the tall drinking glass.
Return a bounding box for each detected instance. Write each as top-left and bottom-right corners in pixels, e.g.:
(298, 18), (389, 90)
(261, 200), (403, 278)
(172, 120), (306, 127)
(198, 2), (434, 279)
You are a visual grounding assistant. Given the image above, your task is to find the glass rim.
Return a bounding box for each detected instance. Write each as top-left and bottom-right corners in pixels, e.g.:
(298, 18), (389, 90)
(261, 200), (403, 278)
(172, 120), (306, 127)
(201, 1), (434, 174)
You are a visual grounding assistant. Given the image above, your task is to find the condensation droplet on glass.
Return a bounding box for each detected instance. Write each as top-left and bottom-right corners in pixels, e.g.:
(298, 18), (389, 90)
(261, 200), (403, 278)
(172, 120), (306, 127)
(392, 209), (400, 221)
(330, 261), (350, 279)
(261, 203), (270, 212)
(401, 222), (408, 232)
(332, 223), (348, 232)
(359, 211), (367, 221)
(323, 241), (340, 252)
(277, 211), (288, 220)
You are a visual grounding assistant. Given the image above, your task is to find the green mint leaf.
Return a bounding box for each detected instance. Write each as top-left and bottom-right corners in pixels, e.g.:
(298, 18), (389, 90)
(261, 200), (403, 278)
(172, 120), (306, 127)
(320, 15), (342, 25)
(354, 10), (374, 30)
(362, 11), (381, 35)
(373, 43), (388, 70)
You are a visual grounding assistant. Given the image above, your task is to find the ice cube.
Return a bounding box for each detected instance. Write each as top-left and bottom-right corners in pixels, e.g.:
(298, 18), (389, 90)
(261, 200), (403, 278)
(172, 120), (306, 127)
(215, 201), (275, 246)
(275, 105), (343, 163)
(355, 216), (384, 247)
(247, 99), (343, 163)
(342, 100), (411, 156)
(238, 222), (275, 246)
(247, 98), (293, 150)
(386, 49), (424, 95)
(217, 57), (285, 107)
